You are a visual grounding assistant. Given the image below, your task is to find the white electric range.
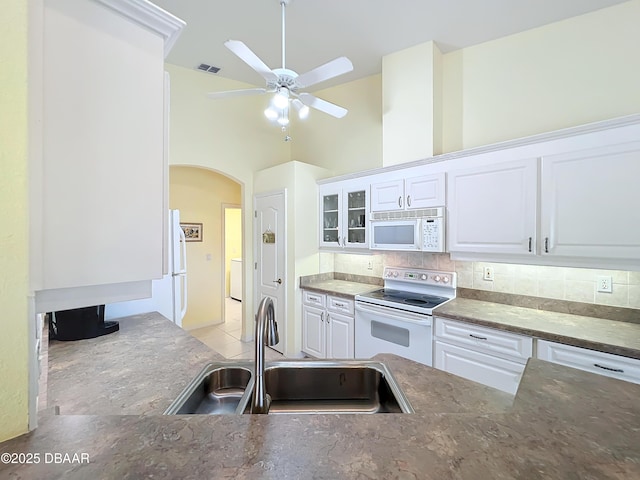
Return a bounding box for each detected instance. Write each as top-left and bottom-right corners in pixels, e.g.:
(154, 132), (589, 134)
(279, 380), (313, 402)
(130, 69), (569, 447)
(354, 267), (456, 366)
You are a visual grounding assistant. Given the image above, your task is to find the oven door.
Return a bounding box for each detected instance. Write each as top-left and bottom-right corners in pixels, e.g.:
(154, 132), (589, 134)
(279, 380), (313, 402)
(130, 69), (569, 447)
(355, 301), (433, 366)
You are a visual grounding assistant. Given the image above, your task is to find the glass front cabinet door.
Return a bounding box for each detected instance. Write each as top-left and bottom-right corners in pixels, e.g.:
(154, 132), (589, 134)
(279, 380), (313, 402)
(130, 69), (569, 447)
(344, 189), (367, 248)
(319, 184), (369, 249)
(321, 191), (342, 247)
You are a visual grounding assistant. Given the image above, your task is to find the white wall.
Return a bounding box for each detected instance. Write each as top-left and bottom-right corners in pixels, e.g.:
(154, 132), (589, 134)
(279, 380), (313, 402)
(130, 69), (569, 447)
(442, 0), (640, 152)
(290, 75), (383, 176)
(254, 161), (330, 355)
(382, 41), (443, 166)
(165, 63), (289, 338)
(0, 0), (30, 443)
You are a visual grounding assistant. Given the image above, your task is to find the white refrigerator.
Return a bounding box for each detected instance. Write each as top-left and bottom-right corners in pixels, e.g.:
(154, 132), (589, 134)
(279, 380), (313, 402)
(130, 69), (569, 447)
(105, 209), (187, 326)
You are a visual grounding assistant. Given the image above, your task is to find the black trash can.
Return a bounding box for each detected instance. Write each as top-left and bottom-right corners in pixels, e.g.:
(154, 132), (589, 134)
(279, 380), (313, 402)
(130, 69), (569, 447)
(49, 305), (119, 341)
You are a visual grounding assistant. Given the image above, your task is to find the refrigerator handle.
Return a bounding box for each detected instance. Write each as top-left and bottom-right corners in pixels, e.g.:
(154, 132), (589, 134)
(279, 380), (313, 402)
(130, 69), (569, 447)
(178, 225), (188, 322)
(180, 272), (188, 323)
(178, 223), (187, 273)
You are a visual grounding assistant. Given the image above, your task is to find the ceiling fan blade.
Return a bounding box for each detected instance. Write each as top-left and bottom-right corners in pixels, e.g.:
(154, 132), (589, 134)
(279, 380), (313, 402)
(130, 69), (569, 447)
(207, 88), (268, 99)
(295, 57), (354, 89)
(299, 93), (348, 118)
(224, 40), (279, 84)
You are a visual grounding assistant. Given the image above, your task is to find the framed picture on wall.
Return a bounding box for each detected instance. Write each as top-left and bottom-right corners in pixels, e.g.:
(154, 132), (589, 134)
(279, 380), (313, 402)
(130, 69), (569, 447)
(181, 222), (203, 242)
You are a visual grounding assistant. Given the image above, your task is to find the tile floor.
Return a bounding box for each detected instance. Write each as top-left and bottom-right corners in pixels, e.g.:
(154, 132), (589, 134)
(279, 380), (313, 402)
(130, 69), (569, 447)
(190, 298), (283, 361)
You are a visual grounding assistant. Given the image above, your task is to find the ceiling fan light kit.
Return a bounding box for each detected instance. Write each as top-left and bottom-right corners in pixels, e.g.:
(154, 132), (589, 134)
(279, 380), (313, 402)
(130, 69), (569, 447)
(208, 0), (353, 136)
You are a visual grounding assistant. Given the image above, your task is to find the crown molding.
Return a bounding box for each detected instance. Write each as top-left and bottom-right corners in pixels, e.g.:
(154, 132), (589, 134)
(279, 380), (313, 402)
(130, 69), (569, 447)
(94, 0), (185, 58)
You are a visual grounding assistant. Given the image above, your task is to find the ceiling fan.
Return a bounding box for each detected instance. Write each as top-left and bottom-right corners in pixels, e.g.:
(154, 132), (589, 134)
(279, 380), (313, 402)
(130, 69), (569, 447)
(207, 0), (354, 128)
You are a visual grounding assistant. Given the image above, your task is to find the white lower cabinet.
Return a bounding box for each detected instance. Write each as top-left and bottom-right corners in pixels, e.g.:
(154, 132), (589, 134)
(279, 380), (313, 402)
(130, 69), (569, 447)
(301, 290), (355, 359)
(433, 317), (533, 395)
(537, 340), (640, 385)
(434, 341), (526, 395)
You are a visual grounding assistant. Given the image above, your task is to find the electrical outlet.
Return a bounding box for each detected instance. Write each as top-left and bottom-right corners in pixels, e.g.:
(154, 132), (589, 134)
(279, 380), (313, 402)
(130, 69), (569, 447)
(483, 266), (494, 281)
(367, 260), (373, 270)
(597, 276), (612, 293)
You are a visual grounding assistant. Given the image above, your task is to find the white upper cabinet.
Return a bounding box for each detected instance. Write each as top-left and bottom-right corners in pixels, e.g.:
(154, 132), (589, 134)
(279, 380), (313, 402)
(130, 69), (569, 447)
(32, 0), (184, 312)
(448, 158), (538, 255)
(448, 121), (640, 265)
(540, 141), (640, 259)
(371, 173), (445, 212)
(319, 181), (369, 249)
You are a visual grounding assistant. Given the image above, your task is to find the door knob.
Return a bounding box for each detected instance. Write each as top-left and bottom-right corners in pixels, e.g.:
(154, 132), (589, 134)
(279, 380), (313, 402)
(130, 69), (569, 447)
(272, 279), (282, 284)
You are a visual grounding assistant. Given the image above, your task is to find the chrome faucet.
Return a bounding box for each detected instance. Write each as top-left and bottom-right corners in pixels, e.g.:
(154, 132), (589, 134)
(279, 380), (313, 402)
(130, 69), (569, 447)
(251, 297), (279, 414)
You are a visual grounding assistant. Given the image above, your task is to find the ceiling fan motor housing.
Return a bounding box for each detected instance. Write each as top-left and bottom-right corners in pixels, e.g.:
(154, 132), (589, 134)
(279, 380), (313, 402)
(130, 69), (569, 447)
(270, 68), (299, 93)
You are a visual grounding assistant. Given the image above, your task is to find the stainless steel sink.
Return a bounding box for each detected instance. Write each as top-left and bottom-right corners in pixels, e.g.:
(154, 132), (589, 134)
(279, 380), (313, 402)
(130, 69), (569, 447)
(166, 360), (413, 415)
(164, 363), (252, 415)
(240, 360), (414, 414)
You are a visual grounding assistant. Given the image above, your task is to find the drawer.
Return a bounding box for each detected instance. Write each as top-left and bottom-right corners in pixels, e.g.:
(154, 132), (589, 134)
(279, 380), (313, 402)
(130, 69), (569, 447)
(434, 317), (533, 363)
(434, 341), (525, 395)
(303, 290), (326, 308)
(327, 295), (354, 315)
(537, 340), (640, 385)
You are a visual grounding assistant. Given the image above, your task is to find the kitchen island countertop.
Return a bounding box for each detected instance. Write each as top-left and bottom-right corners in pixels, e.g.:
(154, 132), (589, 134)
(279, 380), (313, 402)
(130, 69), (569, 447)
(1, 313), (639, 479)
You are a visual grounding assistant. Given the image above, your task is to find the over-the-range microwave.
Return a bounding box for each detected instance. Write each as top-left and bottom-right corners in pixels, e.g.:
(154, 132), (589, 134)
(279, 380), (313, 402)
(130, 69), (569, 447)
(369, 207), (445, 252)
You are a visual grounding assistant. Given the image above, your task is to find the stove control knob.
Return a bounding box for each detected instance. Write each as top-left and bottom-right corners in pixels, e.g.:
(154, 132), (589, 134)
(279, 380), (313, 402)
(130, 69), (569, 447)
(420, 274), (427, 280)
(434, 275), (441, 283)
(442, 276), (450, 284)
(393, 271), (399, 278)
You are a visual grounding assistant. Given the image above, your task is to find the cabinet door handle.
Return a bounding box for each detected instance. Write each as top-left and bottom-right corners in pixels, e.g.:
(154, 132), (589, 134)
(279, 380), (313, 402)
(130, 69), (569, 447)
(327, 314), (330, 323)
(594, 363), (624, 373)
(544, 237), (549, 253)
(398, 196), (402, 208)
(320, 312), (324, 322)
(528, 237), (532, 253)
(336, 236), (341, 245)
(469, 334), (487, 340)
(407, 195), (411, 207)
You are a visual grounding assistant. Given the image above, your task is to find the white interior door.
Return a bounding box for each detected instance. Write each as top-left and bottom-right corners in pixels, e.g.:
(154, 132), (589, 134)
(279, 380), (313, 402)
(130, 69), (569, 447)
(254, 191), (287, 354)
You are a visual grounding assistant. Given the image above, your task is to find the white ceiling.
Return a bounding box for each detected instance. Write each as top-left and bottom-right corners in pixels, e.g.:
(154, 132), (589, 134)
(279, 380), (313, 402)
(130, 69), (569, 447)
(154, 0), (629, 90)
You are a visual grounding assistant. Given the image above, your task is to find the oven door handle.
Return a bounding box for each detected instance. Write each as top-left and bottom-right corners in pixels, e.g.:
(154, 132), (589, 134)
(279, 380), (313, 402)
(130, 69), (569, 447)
(355, 302), (431, 326)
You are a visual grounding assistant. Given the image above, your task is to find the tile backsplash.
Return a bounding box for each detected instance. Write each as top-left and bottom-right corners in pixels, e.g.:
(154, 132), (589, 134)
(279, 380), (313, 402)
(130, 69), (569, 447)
(321, 252), (640, 310)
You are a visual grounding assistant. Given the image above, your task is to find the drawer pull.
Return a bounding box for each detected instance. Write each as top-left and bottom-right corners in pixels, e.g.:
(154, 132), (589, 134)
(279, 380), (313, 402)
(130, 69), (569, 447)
(469, 334), (487, 340)
(594, 363), (624, 373)
(335, 302), (345, 307)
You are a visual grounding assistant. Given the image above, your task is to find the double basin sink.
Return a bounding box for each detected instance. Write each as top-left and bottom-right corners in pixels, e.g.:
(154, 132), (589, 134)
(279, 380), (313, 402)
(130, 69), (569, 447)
(164, 360), (414, 415)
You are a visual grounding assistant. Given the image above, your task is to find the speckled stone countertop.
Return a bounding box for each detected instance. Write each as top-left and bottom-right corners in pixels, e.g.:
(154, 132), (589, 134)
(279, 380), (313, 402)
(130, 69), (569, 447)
(46, 313), (225, 415)
(299, 272), (382, 299)
(436, 297), (640, 359)
(301, 279), (380, 298)
(2, 314), (640, 478)
(301, 275), (640, 359)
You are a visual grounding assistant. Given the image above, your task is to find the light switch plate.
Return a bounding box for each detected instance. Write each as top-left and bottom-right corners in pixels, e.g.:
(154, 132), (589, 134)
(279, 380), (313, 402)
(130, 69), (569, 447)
(483, 266), (494, 281)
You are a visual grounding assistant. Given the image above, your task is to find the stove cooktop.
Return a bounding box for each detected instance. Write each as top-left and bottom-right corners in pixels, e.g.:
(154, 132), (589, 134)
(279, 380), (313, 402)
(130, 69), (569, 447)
(357, 288), (450, 311)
